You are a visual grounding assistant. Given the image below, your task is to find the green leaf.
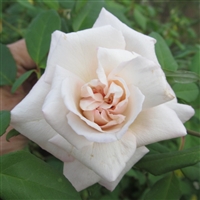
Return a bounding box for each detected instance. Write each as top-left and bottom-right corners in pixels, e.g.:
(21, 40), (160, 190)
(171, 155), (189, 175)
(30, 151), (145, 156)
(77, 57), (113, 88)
(105, 1), (131, 26)
(147, 143), (170, 154)
(144, 173), (182, 200)
(59, 1), (76, 9)
(165, 70), (200, 83)
(6, 129), (20, 142)
(43, 1), (60, 10)
(190, 50), (200, 75)
(46, 156), (63, 173)
(0, 151), (81, 200)
(17, 0), (35, 10)
(182, 162), (200, 182)
(26, 10), (61, 65)
(126, 169), (146, 185)
(172, 83), (199, 102)
(149, 32), (178, 71)
(135, 146), (200, 175)
(0, 44), (17, 86)
(0, 110), (10, 136)
(133, 7), (147, 30)
(72, 0), (105, 31)
(11, 70), (35, 93)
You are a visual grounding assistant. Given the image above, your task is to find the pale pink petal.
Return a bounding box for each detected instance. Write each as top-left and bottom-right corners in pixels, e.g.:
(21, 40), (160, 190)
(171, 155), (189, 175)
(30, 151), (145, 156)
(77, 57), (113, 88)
(130, 104), (187, 147)
(165, 101), (195, 123)
(80, 97), (103, 111)
(93, 8), (159, 65)
(65, 81), (144, 143)
(99, 146), (149, 191)
(63, 160), (100, 192)
(109, 55), (175, 109)
(61, 76), (104, 133)
(67, 112), (118, 142)
(101, 113), (125, 129)
(81, 80), (104, 100)
(50, 130), (137, 182)
(44, 26), (125, 83)
(42, 66), (92, 149)
(11, 76), (72, 162)
(83, 110), (95, 122)
(94, 110), (110, 125)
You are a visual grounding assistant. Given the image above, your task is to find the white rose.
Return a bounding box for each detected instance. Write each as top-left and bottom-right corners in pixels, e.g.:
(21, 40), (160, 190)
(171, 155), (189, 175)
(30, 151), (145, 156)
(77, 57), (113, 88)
(11, 8), (194, 191)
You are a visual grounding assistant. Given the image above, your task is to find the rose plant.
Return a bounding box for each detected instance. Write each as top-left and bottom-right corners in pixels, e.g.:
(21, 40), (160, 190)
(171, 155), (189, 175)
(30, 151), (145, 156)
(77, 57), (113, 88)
(11, 8), (194, 191)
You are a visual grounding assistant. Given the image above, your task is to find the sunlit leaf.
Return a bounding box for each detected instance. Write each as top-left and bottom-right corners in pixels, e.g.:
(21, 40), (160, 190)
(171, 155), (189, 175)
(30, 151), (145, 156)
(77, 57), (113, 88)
(0, 151), (81, 199)
(136, 146), (200, 175)
(0, 110), (10, 136)
(149, 32), (178, 71)
(0, 44), (17, 86)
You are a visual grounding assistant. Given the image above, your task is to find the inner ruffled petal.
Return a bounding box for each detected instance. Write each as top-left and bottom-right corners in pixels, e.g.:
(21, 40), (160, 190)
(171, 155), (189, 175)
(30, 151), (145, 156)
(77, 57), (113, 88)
(80, 73), (129, 130)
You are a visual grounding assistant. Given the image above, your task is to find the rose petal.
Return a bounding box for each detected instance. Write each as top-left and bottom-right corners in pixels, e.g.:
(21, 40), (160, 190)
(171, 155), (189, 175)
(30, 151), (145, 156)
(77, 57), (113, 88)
(61, 75), (104, 133)
(115, 84), (144, 139)
(45, 26), (125, 84)
(99, 146), (149, 191)
(130, 104), (187, 147)
(109, 55), (175, 109)
(80, 97), (103, 111)
(93, 8), (159, 65)
(11, 76), (72, 162)
(63, 146), (149, 192)
(165, 101), (195, 123)
(67, 112), (118, 142)
(49, 130), (137, 182)
(42, 66), (92, 149)
(65, 81), (144, 142)
(96, 47), (135, 79)
(63, 160), (100, 192)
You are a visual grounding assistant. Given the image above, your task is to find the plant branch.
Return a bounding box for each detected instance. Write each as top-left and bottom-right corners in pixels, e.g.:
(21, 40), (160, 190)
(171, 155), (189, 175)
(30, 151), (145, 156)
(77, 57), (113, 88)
(187, 129), (200, 137)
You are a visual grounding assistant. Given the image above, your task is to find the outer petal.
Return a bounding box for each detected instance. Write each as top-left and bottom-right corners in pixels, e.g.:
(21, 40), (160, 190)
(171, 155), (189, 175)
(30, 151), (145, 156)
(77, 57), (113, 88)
(63, 146), (149, 192)
(10, 76), (73, 162)
(109, 55), (175, 109)
(45, 26), (125, 83)
(165, 101), (195, 123)
(63, 160), (100, 192)
(93, 8), (159, 65)
(49, 130), (137, 182)
(42, 66), (92, 149)
(130, 104), (187, 147)
(99, 146), (149, 191)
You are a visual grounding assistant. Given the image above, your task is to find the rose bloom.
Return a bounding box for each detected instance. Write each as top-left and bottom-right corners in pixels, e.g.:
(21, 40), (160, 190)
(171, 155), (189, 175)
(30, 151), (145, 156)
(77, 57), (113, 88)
(11, 8), (194, 191)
